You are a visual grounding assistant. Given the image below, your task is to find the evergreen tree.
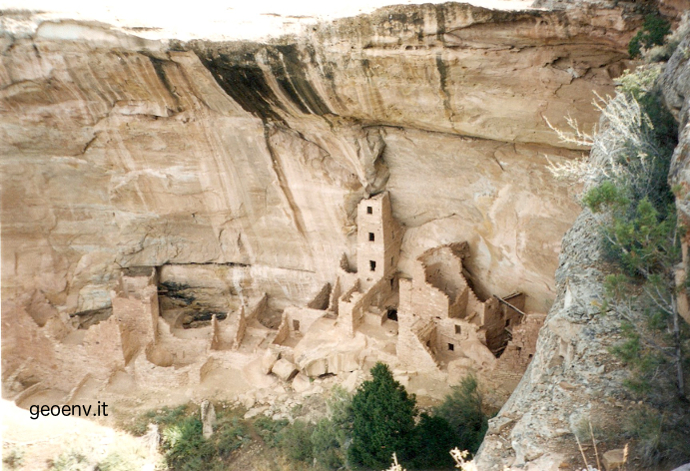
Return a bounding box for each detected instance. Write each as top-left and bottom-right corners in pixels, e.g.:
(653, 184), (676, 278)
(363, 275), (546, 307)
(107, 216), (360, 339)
(348, 362), (417, 469)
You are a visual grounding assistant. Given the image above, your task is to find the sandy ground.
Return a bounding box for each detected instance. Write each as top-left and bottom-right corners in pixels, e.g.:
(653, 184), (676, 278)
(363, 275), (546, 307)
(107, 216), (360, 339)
(0, 0), (535, 41)
(1, 399), (161, 470)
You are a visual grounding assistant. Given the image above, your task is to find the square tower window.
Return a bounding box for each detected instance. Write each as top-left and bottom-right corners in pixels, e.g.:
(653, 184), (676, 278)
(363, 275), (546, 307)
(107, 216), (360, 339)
(367, 206), (373, 214)
(448, 343), (455, 351)
(369, 260), (376, 272)
(455, 325), (461, 335)
(369, 232), (375, 242)
(293, 320), (300, 331)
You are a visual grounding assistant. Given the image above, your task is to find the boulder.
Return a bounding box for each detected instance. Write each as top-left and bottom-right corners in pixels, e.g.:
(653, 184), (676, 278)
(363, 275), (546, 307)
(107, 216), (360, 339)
(302, 358), (328, 377)
(244, 406), (269, 419)
(261, 349), (280, 375)
(602, 448), (626, 471)
(272, 359), (299, 382)
(292, 373), (311, 393)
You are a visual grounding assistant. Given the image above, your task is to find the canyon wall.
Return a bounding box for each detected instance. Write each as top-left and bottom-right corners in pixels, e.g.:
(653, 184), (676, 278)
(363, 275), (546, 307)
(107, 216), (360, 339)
(475, 32), (690, 470)
(1, 4), (636, 333)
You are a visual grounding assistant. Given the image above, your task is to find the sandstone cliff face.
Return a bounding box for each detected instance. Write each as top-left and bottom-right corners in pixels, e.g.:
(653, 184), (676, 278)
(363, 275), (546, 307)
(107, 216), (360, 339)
(475, 34), (690, 471)
(474, 208), (624, 470)
(1, 4), (636, 331)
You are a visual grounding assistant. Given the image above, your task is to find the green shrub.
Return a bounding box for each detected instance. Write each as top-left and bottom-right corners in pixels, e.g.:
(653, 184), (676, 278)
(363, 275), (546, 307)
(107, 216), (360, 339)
(411, 414), (458, 469)
(645, 12), (690, 62)
(311, 386), (353, 470)
(161, 416), (215, 471)
(312, 418), (345, 469)
(254, 415), (289, 447)
(624, 407), (690, 467)
(127, 403), (250, 471)
(434, 375), (488, 455)
(51, 449), (92, 471)
(97, 440), (149, 471)
(629, 14), (671, 58)
(127, 404), (189, 436)
(278, 420), (315, 463)
(214, 412), (249, 459)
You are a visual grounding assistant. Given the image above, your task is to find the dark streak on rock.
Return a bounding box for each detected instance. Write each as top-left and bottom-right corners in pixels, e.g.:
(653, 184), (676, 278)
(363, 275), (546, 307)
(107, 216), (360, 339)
(435, 52), (453, 122)
(190, 44), (286, 122)
(145, 54), (183, 113)
(271, 44), (331, 116)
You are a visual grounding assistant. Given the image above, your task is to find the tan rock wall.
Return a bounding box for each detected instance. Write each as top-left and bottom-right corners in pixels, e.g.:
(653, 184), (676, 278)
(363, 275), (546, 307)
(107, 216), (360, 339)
(0, 4), (639, 399)
(1, 4), (635, 324)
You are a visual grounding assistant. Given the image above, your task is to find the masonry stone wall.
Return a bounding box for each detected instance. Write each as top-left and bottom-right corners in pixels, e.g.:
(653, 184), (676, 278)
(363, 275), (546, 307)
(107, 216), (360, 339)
(397, 316), (440, 373)
(396, 244), (515, 373)
(233, 308), (247, 350)
(284, 306), (326, 335)
(307, 283), (331, 310)
(338, 277), (392, 337)
(497, 313), (546, 371)
(110, 282), (159, 365)
(356, 192), (403, 290)
(481, 297), (505, 353)
(272, 316), (290, 346)
(83, 316), (125, 371)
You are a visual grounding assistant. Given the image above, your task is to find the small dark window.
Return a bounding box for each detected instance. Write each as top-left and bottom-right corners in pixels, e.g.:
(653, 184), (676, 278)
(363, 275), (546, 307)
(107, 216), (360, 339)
(528, 354), (533, 359)
(448, 343), (455, 351)
(293, 319), (300, 331)
(369, 232), (375, 241)
(370, 260), (376, 272)
(387, 309), (398, 321)
(367, 206), (373, 214)
(506, 318), (511, 327)
(455, 325), (461, 335)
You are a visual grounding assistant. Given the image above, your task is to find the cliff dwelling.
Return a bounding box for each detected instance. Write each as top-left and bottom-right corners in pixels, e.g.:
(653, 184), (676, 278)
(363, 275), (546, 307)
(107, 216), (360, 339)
(6, 2), (689, 469)
(3, 191), (543, 413)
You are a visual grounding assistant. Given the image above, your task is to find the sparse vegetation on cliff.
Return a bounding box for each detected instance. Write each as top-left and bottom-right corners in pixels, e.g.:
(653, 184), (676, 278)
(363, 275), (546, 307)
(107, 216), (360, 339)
(629, 11), (690, 63)
(579, 66), (690, 466)
(628, 14), (671, 59)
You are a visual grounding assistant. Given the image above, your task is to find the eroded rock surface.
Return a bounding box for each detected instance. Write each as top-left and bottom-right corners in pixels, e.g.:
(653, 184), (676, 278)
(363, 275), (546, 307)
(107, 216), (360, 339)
(1, 4), (636, 325)
(0, 2), (647, 450)
(475, 34), (690, 470)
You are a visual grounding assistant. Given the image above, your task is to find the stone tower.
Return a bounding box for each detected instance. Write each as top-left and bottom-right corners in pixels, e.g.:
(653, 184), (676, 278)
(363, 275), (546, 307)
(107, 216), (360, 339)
(356, 192), (403, 290)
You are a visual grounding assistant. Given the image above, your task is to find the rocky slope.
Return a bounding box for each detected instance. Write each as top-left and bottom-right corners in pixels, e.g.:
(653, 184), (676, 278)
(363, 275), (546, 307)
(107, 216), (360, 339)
(475, 32), (690, 471)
